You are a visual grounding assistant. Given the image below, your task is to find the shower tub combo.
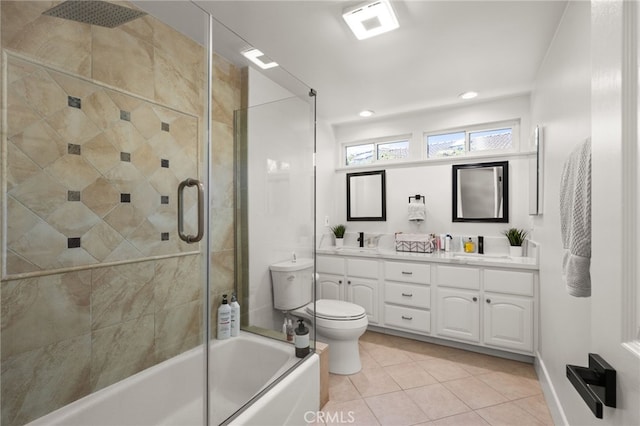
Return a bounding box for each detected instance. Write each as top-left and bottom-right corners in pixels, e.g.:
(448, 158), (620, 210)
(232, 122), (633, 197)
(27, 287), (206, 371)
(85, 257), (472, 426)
(27, 333), (319, 426)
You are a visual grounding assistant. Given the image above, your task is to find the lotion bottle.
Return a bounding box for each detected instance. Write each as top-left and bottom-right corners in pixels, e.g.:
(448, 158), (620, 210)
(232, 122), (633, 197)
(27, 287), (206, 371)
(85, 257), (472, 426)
(217, 294), (231, 340)
(230, 293), (240, 337)
(294, 319), (310, 358)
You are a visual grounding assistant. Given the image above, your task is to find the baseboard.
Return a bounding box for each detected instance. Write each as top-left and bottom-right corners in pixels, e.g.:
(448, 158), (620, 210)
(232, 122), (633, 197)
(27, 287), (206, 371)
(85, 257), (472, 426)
(535, 351), (569, 426)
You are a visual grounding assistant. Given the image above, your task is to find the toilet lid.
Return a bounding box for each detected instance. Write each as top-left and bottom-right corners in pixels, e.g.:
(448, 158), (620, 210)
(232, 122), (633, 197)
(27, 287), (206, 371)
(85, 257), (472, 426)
(306, 299), (367, 320)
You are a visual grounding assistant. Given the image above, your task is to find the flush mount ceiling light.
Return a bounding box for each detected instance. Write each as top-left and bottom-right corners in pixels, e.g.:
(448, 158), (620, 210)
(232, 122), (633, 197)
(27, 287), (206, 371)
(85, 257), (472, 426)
(343, 0), (399, 40)
(459, 91), (479, 100)
(359, 110), (375, 117)
(242, 48), (278, 70)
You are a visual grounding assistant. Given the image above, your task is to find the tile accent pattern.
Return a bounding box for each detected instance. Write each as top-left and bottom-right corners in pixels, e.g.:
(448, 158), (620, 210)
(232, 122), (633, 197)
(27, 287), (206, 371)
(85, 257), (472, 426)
(319, 331), (554, 426)
(4, 55), (199, 276)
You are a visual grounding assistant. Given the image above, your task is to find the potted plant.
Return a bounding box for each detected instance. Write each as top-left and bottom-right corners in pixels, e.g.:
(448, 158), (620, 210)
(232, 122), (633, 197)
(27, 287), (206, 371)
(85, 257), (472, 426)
(503, 228), (528, 257)
(330, 225), (346, 248)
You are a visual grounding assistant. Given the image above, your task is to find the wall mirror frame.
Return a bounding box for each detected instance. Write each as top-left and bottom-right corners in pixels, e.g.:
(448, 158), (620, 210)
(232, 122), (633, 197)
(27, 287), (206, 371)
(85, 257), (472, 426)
(452, 161), (509, 222)
(347, 170), (386, 221)
(528, 125), (544, 215)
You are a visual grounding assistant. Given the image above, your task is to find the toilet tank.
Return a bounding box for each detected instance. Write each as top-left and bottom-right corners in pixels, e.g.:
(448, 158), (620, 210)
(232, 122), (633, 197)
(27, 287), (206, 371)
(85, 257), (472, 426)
(269, 258), (314, 310)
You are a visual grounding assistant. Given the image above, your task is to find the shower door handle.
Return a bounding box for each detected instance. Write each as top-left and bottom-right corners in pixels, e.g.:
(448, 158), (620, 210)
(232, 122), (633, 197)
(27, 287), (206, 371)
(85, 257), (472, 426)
(178, 178), (204, 243)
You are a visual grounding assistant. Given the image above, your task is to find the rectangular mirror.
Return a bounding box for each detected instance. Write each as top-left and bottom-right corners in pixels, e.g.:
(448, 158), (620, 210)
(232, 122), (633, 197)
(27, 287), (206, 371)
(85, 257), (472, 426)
(452, 161), (509, 222)
(347, 170), (386, 221)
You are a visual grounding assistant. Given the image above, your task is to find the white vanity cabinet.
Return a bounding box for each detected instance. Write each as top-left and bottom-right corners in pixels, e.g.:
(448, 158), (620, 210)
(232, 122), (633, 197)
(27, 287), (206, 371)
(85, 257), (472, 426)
(383, 261), (432, 334)
(482, 269), (534, 353)
(435, 265), (535, 354)
(316, 255), (380, 324)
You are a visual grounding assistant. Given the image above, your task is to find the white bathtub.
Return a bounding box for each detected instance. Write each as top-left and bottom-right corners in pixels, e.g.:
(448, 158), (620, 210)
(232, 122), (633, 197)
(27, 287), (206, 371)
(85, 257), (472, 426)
(27, 332), (319, 426)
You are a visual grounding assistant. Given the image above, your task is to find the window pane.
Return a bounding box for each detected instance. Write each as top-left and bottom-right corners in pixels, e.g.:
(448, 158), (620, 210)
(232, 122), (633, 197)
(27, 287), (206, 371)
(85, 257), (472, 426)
(377, 140), (409, 161)
(426, 132), (465, 158)
(346, 143), (374, 166)
(470, 128), (512, 152)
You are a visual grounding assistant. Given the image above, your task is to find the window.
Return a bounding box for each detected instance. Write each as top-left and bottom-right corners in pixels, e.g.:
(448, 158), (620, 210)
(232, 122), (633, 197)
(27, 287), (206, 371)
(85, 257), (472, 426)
(345, 143), (374, 166)
(377, 140), (409, 161)
(425, 122), (516, 159)
(345, 136), (410, 166)
(426, 132), (465, 158)
(470, 128), (513, 152)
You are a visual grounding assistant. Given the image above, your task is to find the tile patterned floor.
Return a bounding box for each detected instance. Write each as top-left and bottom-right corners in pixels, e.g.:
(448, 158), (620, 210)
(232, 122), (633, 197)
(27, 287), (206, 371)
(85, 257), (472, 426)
(316, 331), (554, 426)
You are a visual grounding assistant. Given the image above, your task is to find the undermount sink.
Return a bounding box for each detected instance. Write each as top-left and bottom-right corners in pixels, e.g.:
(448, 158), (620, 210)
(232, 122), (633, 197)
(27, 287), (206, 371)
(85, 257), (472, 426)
(335, 247), (378, 254)
(453, 253), (511, 261)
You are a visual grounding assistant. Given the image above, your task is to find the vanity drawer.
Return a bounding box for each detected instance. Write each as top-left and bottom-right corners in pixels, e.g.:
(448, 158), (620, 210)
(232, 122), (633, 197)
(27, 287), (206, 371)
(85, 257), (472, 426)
(437, 265), (480, 290)
(384, 304), (431, 333)
(317, 256), (344, 275)
(385, 261), (431, 284)
(385, 282), (431, 308)
(484, 269), (534, 296)
(346, 258), (379, 279)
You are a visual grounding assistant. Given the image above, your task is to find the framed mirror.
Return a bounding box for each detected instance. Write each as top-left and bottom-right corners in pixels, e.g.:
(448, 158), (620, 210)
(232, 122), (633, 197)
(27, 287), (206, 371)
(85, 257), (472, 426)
(452, 161), (509, 222)
(347, 170), (386, 221)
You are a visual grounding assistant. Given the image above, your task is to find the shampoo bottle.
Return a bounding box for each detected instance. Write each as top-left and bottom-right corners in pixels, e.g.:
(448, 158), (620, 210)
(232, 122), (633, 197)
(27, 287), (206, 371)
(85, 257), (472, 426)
(294, 319), (310, 358)
(230, 293), (240, 337)
(217, 294), (231, 340)
(286, 318), (294, 342)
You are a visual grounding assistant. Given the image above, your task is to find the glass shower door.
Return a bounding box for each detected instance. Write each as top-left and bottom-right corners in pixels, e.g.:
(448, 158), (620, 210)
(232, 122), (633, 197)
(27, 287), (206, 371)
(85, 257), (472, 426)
(1, 2), (211, 425)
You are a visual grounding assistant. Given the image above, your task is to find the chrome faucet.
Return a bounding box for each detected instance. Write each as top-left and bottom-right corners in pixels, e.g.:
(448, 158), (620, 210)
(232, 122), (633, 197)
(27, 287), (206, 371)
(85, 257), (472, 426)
(358, 232), (365, 248)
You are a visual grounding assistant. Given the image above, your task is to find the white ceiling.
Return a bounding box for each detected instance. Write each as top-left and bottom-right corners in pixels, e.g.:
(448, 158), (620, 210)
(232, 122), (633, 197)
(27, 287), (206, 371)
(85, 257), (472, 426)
(138, 1), (568, 126)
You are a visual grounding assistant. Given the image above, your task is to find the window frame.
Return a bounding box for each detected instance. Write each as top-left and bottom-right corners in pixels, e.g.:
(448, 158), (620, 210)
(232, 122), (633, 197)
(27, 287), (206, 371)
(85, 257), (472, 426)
(343, 134), (411, 167)
(424, 120), (520, 160)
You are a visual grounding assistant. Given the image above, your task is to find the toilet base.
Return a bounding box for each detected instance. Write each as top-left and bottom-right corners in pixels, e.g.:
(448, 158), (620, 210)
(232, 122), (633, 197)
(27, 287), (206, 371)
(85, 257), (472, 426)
(317, 334), (362, 375)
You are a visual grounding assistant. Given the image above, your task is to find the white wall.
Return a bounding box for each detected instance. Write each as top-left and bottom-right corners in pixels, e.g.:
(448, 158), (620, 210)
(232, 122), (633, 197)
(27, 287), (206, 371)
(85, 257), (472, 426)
(247, 69), (315, 330)
(319, 95), (534, 240)
(529, 2), (593, 425)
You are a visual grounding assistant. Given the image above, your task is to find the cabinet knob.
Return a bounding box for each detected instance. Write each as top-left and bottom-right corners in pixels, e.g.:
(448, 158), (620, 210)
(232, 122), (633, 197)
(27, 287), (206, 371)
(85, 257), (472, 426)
(486, 298), (491, 304)
(348, 280), (351, 285)
(339, 280), (342, 284)
(472, 297), (478, 302)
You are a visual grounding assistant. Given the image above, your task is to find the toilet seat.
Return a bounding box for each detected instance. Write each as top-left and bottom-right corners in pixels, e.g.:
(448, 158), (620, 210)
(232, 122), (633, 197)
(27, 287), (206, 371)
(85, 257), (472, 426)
(306, 299), (366, 321)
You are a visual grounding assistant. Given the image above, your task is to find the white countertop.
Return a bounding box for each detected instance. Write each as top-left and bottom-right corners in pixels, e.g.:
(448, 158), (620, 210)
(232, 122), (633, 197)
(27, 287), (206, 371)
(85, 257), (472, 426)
(316, 247), (539, 270)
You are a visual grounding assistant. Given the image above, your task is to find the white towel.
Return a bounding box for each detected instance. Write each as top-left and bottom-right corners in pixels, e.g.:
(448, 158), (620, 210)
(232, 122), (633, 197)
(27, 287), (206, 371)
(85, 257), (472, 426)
(559, 139), (591, 297)
(408, 202), (426, 221)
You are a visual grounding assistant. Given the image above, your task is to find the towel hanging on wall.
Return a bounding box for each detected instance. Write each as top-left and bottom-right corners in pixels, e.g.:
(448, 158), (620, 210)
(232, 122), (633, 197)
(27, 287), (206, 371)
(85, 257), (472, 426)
(559, 138), (591, 297)
(408, 195), (426, 221)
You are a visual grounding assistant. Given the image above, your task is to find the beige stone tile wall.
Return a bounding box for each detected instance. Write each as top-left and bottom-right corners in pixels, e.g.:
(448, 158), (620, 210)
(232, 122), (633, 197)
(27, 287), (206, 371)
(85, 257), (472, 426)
(5, 55), (199, 275)
(1, 2), (240, 425)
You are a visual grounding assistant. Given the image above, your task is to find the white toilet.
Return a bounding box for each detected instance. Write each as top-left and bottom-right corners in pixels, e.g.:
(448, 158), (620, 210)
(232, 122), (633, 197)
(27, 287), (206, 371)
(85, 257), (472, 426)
(270, 258), (368, 375)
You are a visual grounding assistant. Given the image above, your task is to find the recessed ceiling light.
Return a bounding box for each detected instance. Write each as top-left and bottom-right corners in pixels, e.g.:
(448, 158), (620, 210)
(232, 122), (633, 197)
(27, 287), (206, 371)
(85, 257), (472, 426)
(459, 91), (478, 100)
(343, 0), (399, 40)
(242, 48), (278, 70)
(359, 110), (375, 117)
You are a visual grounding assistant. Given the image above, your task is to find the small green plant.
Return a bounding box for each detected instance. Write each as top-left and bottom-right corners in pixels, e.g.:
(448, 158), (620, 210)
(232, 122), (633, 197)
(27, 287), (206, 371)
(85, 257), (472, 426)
(503, 228), (528, 246)
(330, 224), (346, 239)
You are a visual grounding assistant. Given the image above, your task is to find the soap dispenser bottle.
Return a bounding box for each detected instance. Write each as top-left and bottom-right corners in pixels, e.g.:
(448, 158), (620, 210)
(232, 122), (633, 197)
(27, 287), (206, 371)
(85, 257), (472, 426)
(217, 294), (231, 340)
(230, 293), (240, 337)
(464, 237), (475, 253)
(294, 319), (310, 358)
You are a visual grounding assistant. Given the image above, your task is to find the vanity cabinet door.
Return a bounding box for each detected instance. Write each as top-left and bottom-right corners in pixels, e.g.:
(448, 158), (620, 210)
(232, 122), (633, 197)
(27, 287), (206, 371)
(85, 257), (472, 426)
(436, 288), (480, 343)
(483, 293), (533, 352)
(317, 273), (344, 301)
(347, 277), (379, 324)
